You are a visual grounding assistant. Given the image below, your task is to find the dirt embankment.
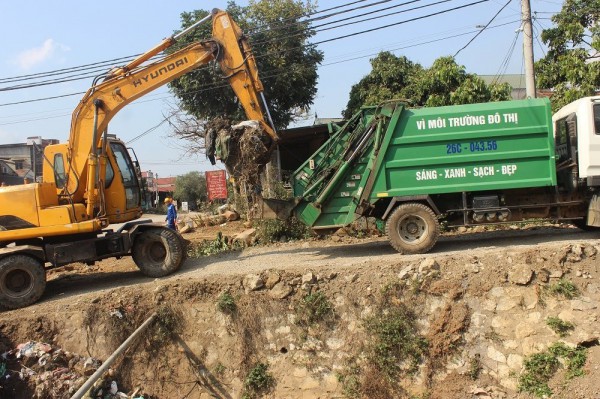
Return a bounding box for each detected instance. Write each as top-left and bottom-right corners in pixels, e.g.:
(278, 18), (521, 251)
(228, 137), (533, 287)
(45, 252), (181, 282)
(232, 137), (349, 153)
(0, 225), (599, 398)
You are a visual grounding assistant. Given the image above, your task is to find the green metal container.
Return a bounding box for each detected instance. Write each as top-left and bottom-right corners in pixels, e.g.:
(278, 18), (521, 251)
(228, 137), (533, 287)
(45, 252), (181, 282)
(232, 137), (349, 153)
(292, 98), (555, 230)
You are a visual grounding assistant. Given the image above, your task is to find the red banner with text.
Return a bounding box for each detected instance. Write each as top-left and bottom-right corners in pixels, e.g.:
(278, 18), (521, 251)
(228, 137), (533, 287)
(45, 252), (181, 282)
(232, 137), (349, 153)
(206, 170), (228, 201)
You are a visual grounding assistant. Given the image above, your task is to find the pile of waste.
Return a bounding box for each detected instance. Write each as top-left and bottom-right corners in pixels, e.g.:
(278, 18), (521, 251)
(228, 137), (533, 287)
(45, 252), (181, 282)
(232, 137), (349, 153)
(0, 341), (141, 399)
(204, 117), (273, 189)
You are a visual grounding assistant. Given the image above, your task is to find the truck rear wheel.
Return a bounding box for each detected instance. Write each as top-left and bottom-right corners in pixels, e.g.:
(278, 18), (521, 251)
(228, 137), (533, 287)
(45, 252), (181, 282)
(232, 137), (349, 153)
(386, 203), (439, 254)
(132, 228), (184, 277)
(0, 255), (46, 309)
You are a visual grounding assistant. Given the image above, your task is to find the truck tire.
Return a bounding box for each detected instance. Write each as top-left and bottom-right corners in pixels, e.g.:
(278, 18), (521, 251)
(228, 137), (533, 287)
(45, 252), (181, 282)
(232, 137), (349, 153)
(0, 255), (46, 309)
(386, 203), (439, 254)
(132, 228), (184, 278)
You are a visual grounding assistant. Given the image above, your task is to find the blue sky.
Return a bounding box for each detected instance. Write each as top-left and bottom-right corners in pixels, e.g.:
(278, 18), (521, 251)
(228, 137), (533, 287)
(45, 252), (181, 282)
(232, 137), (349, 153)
(0, 0), (561, 177)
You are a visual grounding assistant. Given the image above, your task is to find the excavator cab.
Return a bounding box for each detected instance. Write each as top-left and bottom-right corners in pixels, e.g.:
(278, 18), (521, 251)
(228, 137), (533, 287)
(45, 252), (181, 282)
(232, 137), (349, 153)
(42, 137), (142, 225)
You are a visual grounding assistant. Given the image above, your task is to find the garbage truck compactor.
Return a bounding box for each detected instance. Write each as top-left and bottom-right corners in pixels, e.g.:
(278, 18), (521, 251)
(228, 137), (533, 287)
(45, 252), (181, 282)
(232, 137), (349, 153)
(264, 97), (600, 255)
(0, 9), (276, 309)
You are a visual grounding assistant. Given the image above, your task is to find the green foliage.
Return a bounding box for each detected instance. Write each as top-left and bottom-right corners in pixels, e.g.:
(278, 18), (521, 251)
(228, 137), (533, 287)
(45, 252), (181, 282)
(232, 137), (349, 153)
(170, 1), (323, 131)
(188, 232), (241, 257)
(548, 342), (587, 379)
(336, 366), (361, 399)
(243, 362), (275, 398)
(255, 217), (310, 243)
(518, 342), (587, 397)
(548, 279), (580, 299)
(364, 304), (428, 379)
(213, 362), (226, 376)
(468, 354), (482, 380)
(518, 352), (559, 397)
(344, 52), (423, 118)
(174, 171), (207, 207)
(546, 316), (575, 337)
(535, 0), (600, 112)
(216, 291), (237, 315)
(295, 291), (334, 327)
(343, 53), (512, 117)
(153, 305), (184, 346)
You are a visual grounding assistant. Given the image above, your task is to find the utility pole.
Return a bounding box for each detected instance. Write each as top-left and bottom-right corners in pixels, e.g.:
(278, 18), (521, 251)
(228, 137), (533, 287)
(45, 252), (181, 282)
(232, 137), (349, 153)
(521, 0), (536, 98)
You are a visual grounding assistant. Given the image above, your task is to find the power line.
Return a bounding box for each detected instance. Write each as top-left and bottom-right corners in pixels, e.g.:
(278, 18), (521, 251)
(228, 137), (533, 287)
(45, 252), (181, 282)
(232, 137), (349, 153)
(0, 18), (520, 143)
(0, 91), (85, 107)
(454, 0), (512, 56)
(492, 29), (520, 83)
(0, 0), (384, 85)
(314, 0), (489, 46)
(0, 0), (488, 107)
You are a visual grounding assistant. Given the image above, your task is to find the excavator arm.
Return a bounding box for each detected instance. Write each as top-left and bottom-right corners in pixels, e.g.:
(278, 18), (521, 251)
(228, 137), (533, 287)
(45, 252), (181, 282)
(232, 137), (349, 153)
(62, 9), (277, 218)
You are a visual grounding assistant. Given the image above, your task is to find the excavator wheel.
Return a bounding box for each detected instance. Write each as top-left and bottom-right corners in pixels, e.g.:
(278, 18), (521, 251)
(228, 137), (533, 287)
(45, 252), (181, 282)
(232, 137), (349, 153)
(132, 228), (185, 278)
(0, 255), (46, 309)
(386, 202), (440, 254)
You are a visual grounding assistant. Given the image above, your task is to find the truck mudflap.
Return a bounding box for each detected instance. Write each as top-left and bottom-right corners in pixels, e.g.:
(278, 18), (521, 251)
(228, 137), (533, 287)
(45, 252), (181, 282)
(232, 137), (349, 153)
(587, 194), (600, 227)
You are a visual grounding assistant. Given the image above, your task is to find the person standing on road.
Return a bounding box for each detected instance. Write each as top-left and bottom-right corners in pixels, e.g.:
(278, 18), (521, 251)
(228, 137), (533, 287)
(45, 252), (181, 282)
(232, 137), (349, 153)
(164, 197), (177, 230)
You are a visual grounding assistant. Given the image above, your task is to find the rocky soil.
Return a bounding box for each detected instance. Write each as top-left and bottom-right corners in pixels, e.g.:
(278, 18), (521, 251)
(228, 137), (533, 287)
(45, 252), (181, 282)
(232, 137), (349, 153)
(0, 222), (599, 398)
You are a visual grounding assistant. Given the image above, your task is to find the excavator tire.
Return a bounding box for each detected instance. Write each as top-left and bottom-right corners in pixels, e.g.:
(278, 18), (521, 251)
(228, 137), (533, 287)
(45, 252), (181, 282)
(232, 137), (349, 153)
(386, 202), (440, 255)
(0, 255), (46, 309)
(132, 227), (184, 278)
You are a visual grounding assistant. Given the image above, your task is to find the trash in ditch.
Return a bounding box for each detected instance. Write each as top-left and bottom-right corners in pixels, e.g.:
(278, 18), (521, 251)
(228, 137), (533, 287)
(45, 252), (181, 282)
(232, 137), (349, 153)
(0, 341), (107, 398)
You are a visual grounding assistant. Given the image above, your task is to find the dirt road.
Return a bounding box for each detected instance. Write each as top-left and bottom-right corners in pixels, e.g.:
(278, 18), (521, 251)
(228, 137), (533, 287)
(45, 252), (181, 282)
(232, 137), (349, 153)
(41, 225), (598, 307)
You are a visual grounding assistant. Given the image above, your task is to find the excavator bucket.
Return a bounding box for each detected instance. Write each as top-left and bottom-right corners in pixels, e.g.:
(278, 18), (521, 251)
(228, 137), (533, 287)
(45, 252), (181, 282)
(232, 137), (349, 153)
(256, 197), (297, 221)
(205, 119), (274, 188)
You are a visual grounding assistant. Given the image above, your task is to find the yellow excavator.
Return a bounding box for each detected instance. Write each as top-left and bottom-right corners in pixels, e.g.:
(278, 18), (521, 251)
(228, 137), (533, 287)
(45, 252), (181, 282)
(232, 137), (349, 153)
(0, 9), (277, 309)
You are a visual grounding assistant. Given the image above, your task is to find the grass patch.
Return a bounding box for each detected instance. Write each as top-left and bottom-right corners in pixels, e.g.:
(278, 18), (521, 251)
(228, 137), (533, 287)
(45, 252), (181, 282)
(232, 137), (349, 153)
(295, 291), (334, 327)
(364, 304), (428, 379)
(242, 362), (274, 398)
(546, 316), (575, 337)
(188, 232), (241, 257)
(216, 291), (237, 315)
(468, 354), (482, 380)
(337, 366), (361, 399)
(213, 362), (226, 376)
(548, 279), (580, 299)
(518, 342), (587, 397)
(255, 218), (311, 243)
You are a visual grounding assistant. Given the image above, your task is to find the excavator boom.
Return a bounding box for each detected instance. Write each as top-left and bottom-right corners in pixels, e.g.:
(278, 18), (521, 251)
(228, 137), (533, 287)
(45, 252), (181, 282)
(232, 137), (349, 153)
(59, 8), (276, 219)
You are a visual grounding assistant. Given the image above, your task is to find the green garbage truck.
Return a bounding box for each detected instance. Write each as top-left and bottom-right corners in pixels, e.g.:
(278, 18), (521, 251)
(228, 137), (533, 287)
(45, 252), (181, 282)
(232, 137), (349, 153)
(264, 96), (600, 254)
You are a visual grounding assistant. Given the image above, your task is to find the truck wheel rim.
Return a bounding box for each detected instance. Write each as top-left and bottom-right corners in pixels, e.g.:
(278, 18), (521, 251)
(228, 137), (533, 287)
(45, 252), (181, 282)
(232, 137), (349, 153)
(4, 269), (32, 297)
(398, 215), (427, 243)
(148, 241), (167, 263)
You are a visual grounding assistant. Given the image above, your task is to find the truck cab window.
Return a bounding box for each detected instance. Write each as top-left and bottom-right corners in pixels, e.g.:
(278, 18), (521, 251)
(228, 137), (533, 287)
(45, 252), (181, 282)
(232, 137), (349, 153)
(555, 118), (569, 161)
(594, 104), (600, 135)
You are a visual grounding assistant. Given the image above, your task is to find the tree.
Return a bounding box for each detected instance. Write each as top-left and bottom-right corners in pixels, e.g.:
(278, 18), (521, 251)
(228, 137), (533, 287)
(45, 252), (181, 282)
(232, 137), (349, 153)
(169, 0), (323, 133)
(343, 54), (511, 117)
(174, 171), (207, 207)
(343, 52), (423, 119)
(535, 0), (600, 112)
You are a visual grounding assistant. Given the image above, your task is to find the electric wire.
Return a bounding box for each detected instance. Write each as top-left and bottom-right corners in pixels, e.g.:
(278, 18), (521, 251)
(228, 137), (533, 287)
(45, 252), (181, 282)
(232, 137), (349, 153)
(454, 0), (512, 56)
(0, 0), (489, 108)
(0, 0), (424, 89)
(531, 18), (547, 57)
(0, 0), (470, 90)
(492, 29), (519, 84)
(0, 0), (386, 85)
(313, 0), (489, 46)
